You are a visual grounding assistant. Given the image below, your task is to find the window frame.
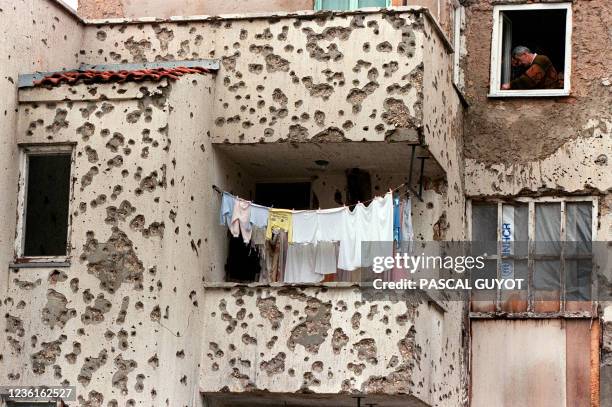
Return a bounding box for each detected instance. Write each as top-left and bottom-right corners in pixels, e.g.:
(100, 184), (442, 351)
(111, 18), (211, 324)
(14, 144), (75, 265)
(467, 196), (598, 318)
(314, 0), (391, 11)
(488, 2), (573, 98)
(452, 3), (465, 89)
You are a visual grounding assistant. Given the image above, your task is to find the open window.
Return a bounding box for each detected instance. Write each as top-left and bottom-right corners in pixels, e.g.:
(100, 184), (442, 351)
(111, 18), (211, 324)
(15, 145), (74, 264)
(489, 3), (572, 97)
(314, 0), (391, 11)
(469, 197), (597, 316)
(452, 4), (465, 90)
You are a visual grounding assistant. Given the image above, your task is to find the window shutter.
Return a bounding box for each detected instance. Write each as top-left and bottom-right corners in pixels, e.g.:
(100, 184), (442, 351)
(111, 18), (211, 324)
(358, 0), (389, 7)
(317, 0), (352, 10)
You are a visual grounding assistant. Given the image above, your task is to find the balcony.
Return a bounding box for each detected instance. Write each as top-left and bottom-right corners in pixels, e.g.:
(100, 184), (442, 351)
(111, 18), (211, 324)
(78, 6), (461, 178)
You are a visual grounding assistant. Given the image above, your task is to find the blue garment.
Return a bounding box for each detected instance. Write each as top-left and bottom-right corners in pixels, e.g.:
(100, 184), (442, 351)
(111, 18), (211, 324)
(219, 192), (235, 227)
(393, 195), (401, 246)
(250, 203), (269, 228)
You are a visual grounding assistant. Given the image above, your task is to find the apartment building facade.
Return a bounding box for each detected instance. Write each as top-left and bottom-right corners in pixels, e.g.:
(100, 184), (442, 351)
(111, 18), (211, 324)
(0, 0), (609, 406)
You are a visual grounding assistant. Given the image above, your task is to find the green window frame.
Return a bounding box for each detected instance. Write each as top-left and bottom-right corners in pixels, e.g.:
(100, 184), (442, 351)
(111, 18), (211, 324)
(314, 0), (392, 11)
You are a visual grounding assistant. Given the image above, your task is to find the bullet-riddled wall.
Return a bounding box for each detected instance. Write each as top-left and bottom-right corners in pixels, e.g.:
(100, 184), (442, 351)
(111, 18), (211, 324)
(461, 1), (611, 404)
(2, 78), (463, 407)
(2, 77), (222, 406)
(80, 10), (427, 145)
(0, 4), (467, 406)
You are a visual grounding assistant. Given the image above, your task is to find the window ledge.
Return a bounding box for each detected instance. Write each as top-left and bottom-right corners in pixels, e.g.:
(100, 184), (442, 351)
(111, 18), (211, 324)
(488, 90), (570, 98)
(470, 311), (594, 319)
(10, 258), (71, 268)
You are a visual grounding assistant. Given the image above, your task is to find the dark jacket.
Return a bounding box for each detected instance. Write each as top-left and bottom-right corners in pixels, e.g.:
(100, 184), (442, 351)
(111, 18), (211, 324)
(510, 54), (561, 90)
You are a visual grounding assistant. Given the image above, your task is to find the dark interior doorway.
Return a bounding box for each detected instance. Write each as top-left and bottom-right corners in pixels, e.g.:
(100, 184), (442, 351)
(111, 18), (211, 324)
(255, 182), (311, 210)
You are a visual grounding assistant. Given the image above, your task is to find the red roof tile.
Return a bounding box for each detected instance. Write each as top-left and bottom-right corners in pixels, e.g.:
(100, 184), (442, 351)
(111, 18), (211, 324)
(34, 66), (211, 87)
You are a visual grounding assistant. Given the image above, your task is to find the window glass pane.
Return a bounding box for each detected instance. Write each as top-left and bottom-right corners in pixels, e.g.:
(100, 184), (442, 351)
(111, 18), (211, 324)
(24, 154), (71, 256)
(566, 259), (592, 301)
(472, 204), (497, 257)
(319, 0), (351, 10)
(472, 204), (497, 241)
(534, 260), (560, 311)
(535, 203), (561, 256)
(471, 259), (497, 304)
(500, 259), (528, 312)
(358, 0), (387, 7)
(566, 202), (592, 255)
(534, 260), (560, 290)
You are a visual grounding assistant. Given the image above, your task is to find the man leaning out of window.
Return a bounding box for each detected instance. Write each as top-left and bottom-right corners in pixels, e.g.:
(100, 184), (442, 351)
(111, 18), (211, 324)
(502, 46), (562, 90)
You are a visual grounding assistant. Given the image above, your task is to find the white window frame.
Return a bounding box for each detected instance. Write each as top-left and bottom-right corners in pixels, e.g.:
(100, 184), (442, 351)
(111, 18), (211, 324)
(467, 196), (598, 318)
(452, 3), (465, 89)
(14, 144), (75, 265)
(314, 0), (391, 11)
(488, 2), (573, 98)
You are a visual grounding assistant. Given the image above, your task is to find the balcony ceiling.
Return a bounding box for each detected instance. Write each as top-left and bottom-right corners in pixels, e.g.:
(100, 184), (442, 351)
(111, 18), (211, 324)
(214, 142), (444, 180)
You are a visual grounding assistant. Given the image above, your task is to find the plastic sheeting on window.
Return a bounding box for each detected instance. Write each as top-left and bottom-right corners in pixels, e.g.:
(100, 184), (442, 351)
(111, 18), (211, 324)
(535, 203), (561, 256)
(566, 202), (592, 255)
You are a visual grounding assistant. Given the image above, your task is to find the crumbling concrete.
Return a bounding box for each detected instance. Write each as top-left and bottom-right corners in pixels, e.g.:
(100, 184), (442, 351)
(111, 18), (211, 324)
(0, 2), (470, 407)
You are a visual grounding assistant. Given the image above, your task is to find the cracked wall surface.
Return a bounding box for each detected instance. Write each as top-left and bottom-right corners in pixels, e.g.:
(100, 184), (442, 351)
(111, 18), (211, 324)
(1, 78), (219, 407)
(200, 286), (462, 406)
(79, 0), (316, 20)
(462, 2), (611, 403)
(79, 9), (429, 146)
(0, 76), (465, 406)
(0, 3), (467, 406)
(462, 0), (611, 198)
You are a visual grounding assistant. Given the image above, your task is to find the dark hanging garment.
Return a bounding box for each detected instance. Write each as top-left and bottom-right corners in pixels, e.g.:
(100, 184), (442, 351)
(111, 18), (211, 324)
(225, 233), (260, 282)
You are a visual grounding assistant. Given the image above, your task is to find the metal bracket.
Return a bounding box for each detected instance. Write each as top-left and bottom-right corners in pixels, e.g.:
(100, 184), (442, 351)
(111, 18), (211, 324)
(407, 144), (427, 202)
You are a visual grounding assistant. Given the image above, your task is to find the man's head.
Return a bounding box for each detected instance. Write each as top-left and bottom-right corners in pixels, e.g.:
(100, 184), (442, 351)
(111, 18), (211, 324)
(512, 46), (534, 67)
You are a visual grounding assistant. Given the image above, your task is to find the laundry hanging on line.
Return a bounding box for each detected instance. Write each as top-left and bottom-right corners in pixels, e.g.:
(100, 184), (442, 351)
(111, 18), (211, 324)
(217, 189), (414, 281)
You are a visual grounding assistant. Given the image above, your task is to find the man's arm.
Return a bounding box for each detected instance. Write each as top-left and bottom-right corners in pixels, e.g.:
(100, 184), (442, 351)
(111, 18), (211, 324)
(508, 63), (546, 90)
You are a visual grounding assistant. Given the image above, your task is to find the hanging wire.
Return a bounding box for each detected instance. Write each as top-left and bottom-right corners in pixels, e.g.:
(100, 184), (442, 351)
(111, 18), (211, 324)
(211, 182), (411, 211)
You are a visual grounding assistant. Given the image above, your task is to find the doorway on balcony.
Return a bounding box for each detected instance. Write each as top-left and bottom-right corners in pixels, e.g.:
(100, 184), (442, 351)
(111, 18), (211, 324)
(224, 182), (312, 283)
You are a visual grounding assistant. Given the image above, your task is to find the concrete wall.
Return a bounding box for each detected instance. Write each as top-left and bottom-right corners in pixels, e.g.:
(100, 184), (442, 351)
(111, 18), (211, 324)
(461, 0), (611, 403)
(421, 14), (464, 242)
(0, 3), (466, 405)
(79, 0), (315, 19)
(0, 0), (83, 399)
(200, 285), (463, 406)
(77, 0), (430, 20)
(2, 78), (464, 406)
(2, 77), (219, 406)
(79, 9), (429, 145)
(0, 0), (82, 287)
(462, 0), (611, 198)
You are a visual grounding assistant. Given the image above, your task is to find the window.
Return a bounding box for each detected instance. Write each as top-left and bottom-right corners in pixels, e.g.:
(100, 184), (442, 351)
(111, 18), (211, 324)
(314, 0), (391, 11)
(469, 197), (596, 315)
(15, 145), (73, 261)
(452, 5), (465, 89)
(489, 3), (572, 97)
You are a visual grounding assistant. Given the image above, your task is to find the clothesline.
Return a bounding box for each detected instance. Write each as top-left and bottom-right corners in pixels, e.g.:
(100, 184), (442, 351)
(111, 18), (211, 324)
(219, 183), (415, 282)
(211, 183), (410, 211)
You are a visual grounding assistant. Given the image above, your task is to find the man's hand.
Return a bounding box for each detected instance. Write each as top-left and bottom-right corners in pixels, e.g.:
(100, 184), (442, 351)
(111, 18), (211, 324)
(501, 83), (511, 90)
